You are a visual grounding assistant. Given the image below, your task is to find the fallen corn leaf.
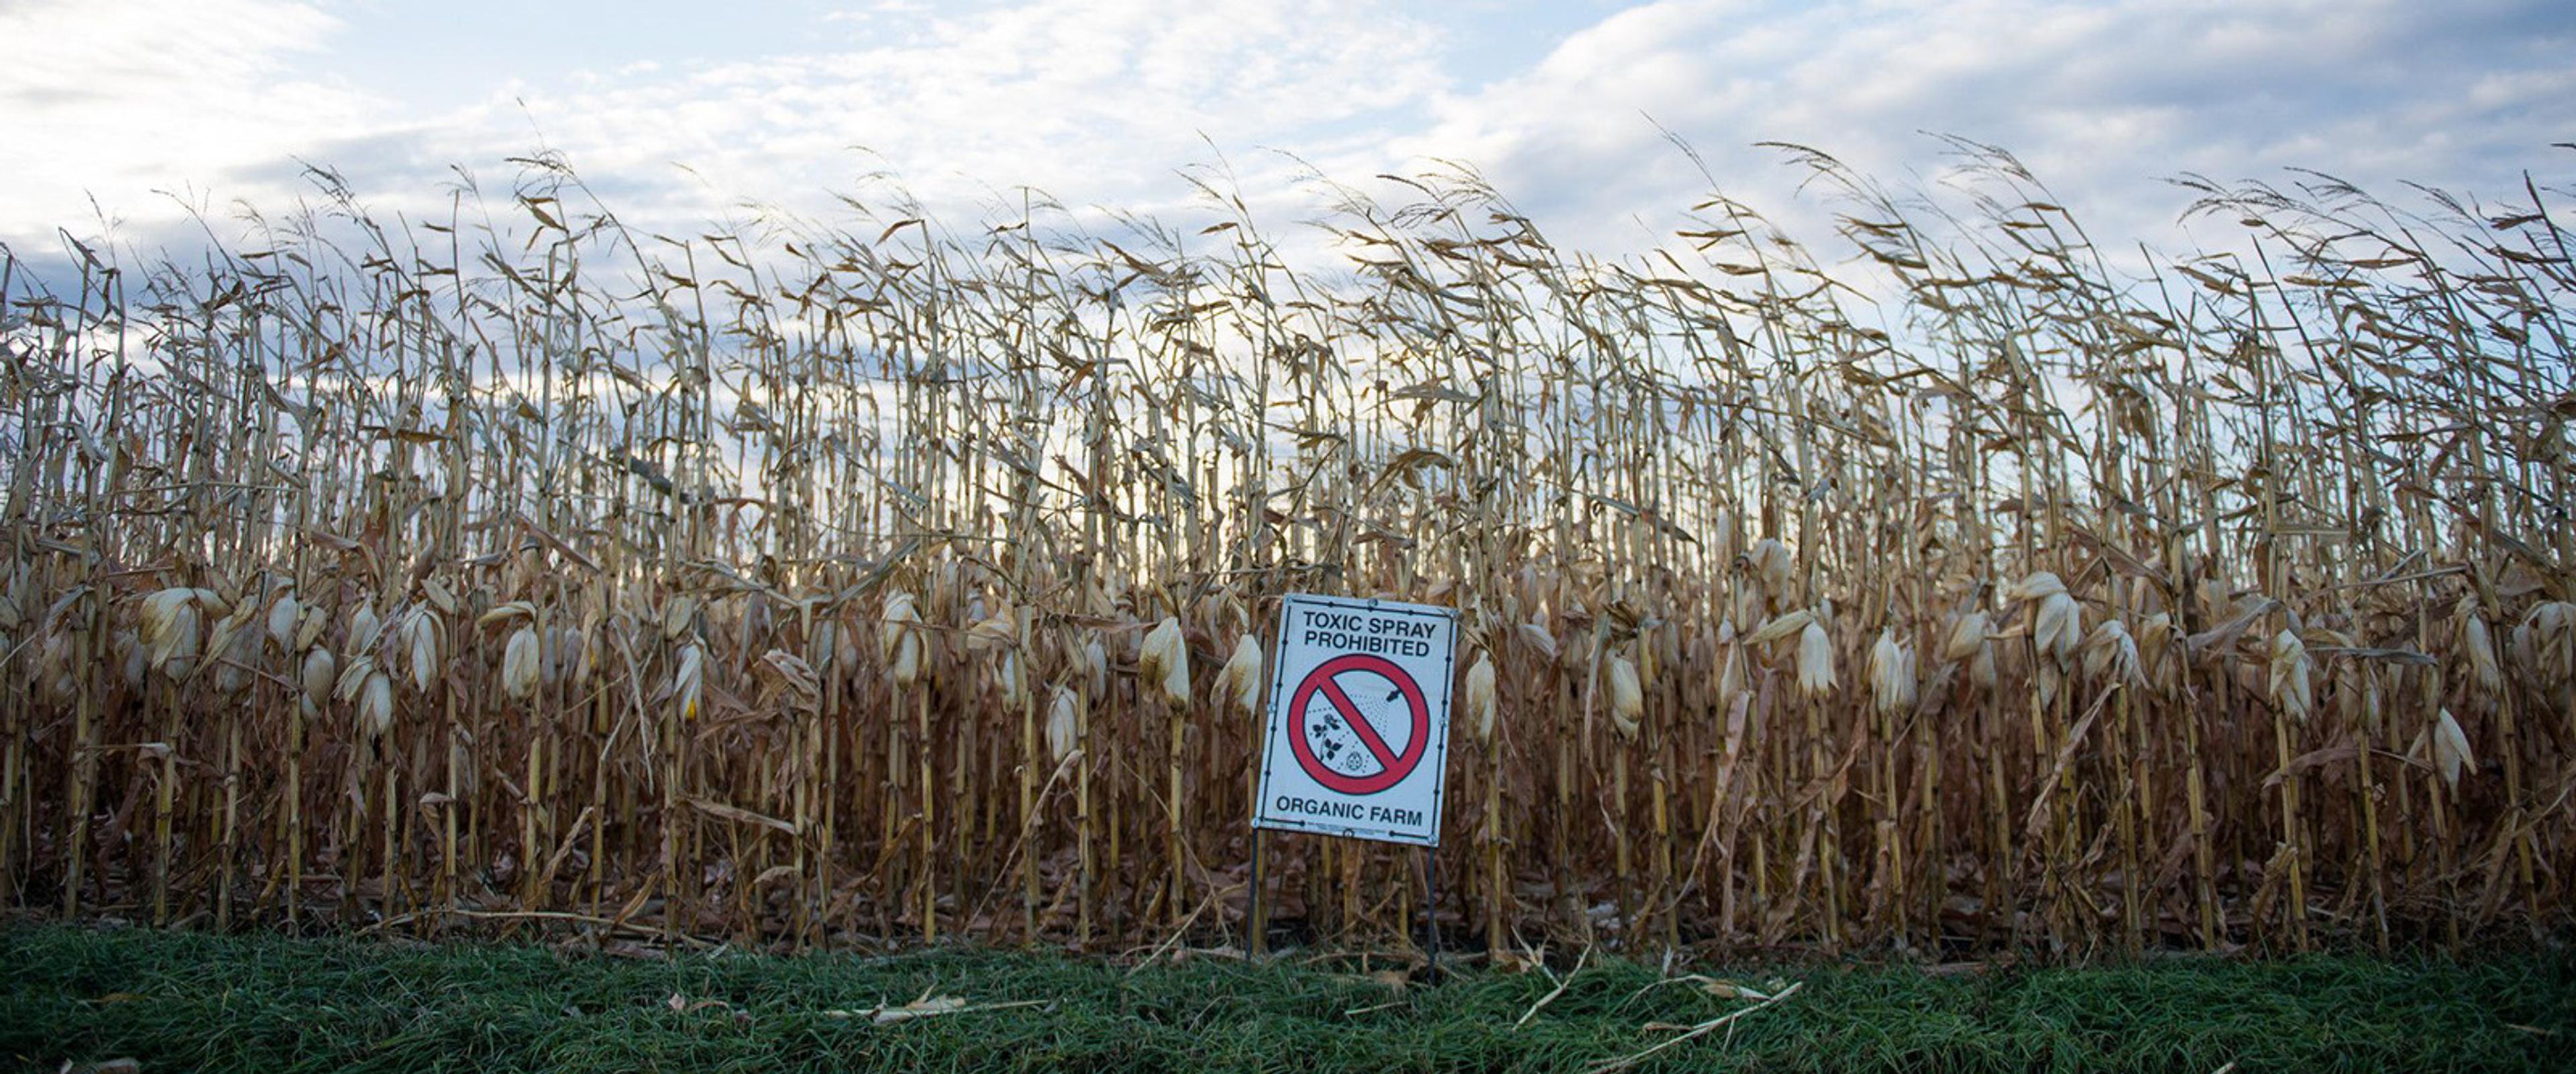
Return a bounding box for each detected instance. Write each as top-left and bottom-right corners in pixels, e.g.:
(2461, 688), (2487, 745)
(871, 995), (969, 1024)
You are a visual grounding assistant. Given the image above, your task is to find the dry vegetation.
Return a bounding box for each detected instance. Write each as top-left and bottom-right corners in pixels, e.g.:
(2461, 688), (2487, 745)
(0, 143), (2569, 959)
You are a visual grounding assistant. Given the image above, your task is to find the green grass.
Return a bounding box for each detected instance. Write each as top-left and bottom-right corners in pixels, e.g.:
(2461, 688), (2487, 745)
(4, 922), (2570, 1073)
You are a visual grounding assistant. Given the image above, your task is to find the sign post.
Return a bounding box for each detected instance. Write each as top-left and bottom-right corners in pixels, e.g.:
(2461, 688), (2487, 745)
(1249, 594), (1457, 969)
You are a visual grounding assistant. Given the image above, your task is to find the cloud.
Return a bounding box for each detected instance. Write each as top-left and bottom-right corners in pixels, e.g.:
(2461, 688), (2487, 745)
(405, 0), (1456, 235)
(3, 0), (2566, 292)
(0, 0), (376, 244)
(1388, 0), (2575, 257)
(2, 0), (1474, 269)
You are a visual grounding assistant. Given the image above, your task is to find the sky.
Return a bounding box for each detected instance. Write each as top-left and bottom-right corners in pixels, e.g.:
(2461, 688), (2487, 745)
(2, 0), (2571, 285)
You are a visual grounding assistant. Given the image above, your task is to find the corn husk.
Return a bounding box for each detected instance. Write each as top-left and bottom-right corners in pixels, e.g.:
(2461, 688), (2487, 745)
(419, 578), (459, 619)
(2519, 600), (2574, 687)
(757, 649), (822, 710)
(1220, 633), (1264, 715)
(1045, 685), (1080, 762)
(833, 617), (863, 680)
(1943, 609), (1992, 663)
(1140, 616), (1189, 707)
(2033, 591), (2081, 665)
(1517, 621), (1558, 661)
(1607, 651), (1643, 739)
(347, 602), (383, 656)
(502, 625), (541, 702)
(357, 671), (394, 739)
(1796, 619), (1837, 696)
(207, 603), (260, 695)
(402, 608), (443, 694)
(477, 600), (537, 628)
(2461, 610), (2502, 698)
(2082, 619), (2142, 686)
(2137, 612), (2174, 680)
(265, 592), (301, 651)
(881, 590), (923, 686)
(201, 599), (246, 669)
(1159, 641), (1185, 705)
(1868, 629), (1915, 714)
(140, 588), (203, 672)
(1748, 608), (1816, 649)
(2433, 708), (2473, 790)
(661, 594), (699, 640)
(803, 617), (837, 674)
(335, 653), (377, 702)
(672, 641), (706, 720)
(1464, 651), (1497, 742)
(301, 647), (336, 708)
(547, 625), (584, 687)
(878, 591), (918, 657)
(2266, 629), (2312, 722)
(996, 649), (1028, 709)
(881, 629), (916, 686)
(967, 604), (1018, 651)
(1081, 637), (1109, 699)
(1943, 606), (2000, 690)
(2006, 571), (2068, 603)
(1749, 537), (1795, 597)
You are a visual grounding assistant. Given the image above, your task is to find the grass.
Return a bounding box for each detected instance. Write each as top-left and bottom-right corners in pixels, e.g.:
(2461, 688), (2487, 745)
(4, 922), (2570, 1073)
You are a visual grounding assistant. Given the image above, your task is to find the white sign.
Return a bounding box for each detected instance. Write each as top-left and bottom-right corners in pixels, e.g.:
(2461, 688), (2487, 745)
(1252, 594), (1458, 847)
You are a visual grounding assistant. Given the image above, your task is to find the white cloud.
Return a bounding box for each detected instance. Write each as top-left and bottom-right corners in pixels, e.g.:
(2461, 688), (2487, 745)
(0, 0), (376, 242)
(3, 0), (2566, 286)
(1389, 0), (2574, 258)
(398, 0), (1457, 238)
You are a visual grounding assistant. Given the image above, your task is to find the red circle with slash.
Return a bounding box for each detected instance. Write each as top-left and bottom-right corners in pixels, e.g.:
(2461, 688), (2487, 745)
(1286, 653), (1430, 795)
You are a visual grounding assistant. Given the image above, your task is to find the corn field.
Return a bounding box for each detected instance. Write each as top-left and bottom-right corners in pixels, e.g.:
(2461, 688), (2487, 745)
(1, 145), (2570, 959)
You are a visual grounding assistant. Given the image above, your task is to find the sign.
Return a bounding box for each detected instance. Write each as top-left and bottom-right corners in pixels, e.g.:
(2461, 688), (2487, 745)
(1252, 594), (1457, 847)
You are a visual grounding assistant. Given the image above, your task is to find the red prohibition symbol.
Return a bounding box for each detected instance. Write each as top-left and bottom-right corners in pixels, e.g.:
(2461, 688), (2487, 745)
(1287, 653), (1431, 796)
